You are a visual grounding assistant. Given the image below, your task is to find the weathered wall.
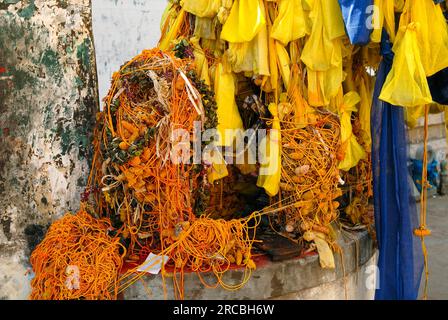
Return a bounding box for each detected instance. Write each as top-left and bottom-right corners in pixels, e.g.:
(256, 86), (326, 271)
(408, 113), (447, 162)
(0, 0), (98, 299)
(91, 0), (165, 102)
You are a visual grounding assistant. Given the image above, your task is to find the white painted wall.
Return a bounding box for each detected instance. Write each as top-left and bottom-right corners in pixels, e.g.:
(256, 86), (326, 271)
(92, 0), (167, 104)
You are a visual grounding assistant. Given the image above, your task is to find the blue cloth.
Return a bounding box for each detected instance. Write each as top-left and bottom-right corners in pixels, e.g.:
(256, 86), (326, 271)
(338, 0), (373, 45)
(427, 67), (448, 105)
(371, 30), (424, 300)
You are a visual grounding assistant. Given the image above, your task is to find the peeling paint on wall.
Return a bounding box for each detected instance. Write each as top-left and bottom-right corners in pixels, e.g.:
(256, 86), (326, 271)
(92, 0), (165, 102)
(0, 0), (99, 299)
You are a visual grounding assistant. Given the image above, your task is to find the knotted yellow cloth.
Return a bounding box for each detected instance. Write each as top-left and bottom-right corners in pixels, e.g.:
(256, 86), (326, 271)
(221, 0), (266, 43)
(180, 0), (220, 18)
(337, 92), (367, 171)
(271, 0), (309, 45)
(257, 103), (282, 197)
(379, 23), (433, 107)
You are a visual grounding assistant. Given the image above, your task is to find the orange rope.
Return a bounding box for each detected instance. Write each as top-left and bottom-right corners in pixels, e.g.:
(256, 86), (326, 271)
(30, 209), (125, 300)
(415, 104), (431, 300)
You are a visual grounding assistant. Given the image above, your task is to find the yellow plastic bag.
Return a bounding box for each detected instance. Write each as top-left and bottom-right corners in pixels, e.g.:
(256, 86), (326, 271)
(379, 23), (433, 107)
(220, 0), (266, 43)
(257, 103), (282, 197)
(271, 0), (308, 45)
(411, 0), (448, 76)
(338, 92), (367, 171)
(214, 62), (244, 147)
(180, 0), (220, 18)
(190, 37), (211, 86)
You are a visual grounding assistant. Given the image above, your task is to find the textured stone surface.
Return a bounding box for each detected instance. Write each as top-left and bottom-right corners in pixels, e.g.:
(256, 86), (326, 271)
(0, 0), (98, 299)
(124, 230), (377, 300)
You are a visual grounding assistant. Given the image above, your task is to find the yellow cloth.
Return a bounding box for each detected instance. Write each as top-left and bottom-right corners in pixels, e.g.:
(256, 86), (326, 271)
(221, 0), (266, 43)
(159, 8), (186, 51)
(194, 16), (217, 40)
(271, 0), (308, 45)
(257, 103), (282, 197)
(338, 92), (367, 171)
(275, 41), (291, 91)
(226, 12), (270, 76)
(321, 0), (346, 40)
(190, 37), (211, 86)
(370, 0), (396, 43)
(301, 0), (340, 71)
(301, 0), (344, 106)
(307, 59), (344, 107)
(214, 62), (244, 147)
(180, 0), (220, 18)
(358, 75), (372, 151)
(160, 2), (174, 31)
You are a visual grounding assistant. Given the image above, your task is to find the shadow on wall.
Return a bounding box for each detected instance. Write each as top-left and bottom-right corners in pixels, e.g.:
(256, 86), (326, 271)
(92, 0), (166, 104)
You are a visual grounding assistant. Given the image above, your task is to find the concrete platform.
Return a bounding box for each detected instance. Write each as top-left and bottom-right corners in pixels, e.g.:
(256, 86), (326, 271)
(124, 229), (377, 300)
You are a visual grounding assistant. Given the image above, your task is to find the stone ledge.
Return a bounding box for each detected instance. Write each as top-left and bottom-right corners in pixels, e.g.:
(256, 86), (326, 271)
(124, 229), (376, 300)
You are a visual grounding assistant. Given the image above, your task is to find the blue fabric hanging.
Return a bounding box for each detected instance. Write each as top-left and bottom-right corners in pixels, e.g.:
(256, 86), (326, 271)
(427, 67), (448, 105)
(337, 0), (373, 45)
(371, 30), (424, 300)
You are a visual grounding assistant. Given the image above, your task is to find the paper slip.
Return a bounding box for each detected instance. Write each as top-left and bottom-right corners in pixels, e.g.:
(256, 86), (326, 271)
(136, 253), (170, 274)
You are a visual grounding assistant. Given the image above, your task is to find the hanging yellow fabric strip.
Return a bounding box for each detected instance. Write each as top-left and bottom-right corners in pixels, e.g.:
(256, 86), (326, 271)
(257, 103), (282, 197)
(220, 0), (266, 43)
(271, 0), (308, 45)
(159, 8), (186, 51)
(180, 0), (220, 18)
(214, 62), (244, 147)
(337, 92), (367, 171)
